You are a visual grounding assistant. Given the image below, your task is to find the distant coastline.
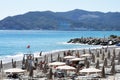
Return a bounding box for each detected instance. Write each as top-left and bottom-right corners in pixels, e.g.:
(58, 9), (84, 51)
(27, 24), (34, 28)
(0, 9), (120, 30)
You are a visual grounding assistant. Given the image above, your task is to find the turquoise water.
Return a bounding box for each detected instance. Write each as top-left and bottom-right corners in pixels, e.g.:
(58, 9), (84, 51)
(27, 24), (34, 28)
(0, 30), (120, 63)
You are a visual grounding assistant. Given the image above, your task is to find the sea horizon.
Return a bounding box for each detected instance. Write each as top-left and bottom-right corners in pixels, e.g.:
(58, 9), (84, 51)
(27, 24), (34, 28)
(0, 30), (120, 63)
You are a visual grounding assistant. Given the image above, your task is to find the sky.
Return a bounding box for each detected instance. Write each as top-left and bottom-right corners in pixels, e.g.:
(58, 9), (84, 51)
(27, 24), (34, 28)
(0, 0), (120, 20)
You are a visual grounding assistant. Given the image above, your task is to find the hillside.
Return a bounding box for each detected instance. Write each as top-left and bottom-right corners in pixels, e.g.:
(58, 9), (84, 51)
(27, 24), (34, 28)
(0, 9), (120, 30)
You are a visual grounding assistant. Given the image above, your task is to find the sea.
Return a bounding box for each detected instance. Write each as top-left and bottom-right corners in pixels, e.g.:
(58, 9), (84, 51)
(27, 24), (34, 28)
(0, 30), (120, 63)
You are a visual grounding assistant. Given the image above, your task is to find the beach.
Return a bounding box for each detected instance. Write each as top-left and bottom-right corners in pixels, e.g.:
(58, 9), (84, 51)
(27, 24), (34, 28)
(1, 46), (120, 80)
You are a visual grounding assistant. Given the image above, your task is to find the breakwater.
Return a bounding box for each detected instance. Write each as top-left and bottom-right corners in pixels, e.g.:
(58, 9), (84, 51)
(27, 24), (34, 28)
(67, 35), (120, 46)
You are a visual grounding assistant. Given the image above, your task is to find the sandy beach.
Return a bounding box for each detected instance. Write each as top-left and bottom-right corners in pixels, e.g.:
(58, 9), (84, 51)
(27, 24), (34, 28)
(0, 46), (120, 80)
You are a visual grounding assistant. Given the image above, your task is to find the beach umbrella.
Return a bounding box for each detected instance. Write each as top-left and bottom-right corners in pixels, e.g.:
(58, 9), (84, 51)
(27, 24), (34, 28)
(22, 57), (25, 64)
(79, 68), (101, 74)
(86, 61), (90, 68)
(103, 58), (107, 67)
(0, 60), (3, 72)
(100, 49), (102, 54)
(51, 54), (53, 62)
(57, 53), (60, 61)
(0, 60), (3, 69)
(102, 52), (105, 60)
(112, 50), (115, 58)
(64, 56), (75, 59)
(56, 65), (76, 70)
(96, 59), (100, 69)
(117, 52), (120, 65)
(12, 59), (14, 67)
(110, 62), (116, 75)
(96, 51), (100, 57)
(89, 48), (91, 54)
(92, 53), (95, 63)
(111, 57), (115, 66)
(76, 51), (80, 58)
(13, 61), (16, 68)
(83, 49), (86, 54)
(70, 58), (85, 62)
(39, 51), (42, 56)
(81, 54), (91, 57)
(34, 58), (38, 68)
(101, 66), (105, 78)
(63, 51), (66, 57)
(48, 68), (53, 80)
(118, 56), (120, 65)
(46, 56), (48, 63)
(4, 68), (26, 73)
(105, 47), (107, 52)
(107, 50), (111, 59)
(48, 62), (66, 66)
(84, 57), (88, 65)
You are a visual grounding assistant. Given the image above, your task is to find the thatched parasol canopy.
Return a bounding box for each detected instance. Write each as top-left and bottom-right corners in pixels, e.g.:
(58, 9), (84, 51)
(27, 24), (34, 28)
(4, 68), (26, 73)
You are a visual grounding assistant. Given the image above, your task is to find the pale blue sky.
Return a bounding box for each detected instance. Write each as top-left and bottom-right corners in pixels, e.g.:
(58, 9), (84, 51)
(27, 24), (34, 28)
(0, 0), (120, 20)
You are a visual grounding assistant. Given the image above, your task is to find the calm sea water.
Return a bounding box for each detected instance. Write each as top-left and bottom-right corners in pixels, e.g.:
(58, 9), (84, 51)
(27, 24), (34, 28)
(0, 30), (120, 63)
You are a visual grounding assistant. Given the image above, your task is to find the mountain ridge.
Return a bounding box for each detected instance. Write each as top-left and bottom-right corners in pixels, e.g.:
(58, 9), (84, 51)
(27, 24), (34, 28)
(0, 9), (120, 30)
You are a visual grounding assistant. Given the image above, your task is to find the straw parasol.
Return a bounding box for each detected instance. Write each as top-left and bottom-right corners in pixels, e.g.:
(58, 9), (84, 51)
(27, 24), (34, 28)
(118, 56), (120, 65)
(111, 56), (115, 66)
(100, 49), (102, 54)
(76, 51), (80, 58)
(22, 57), (25, 65)
(104, 58), (107, 67)
(13, 61), (16, 68)
(110, 62), (116, 75)
(102, 52), (105, 60)
(34, 58), (38, 68)
(0, 60), (3, 69)
(57, 53), (60, 61)
(70, 58), (85, 62)
(101, 66), (105, 78)
(86, 61), (90, 68)
(118, 52), (120, 65)
(96, 59), (100, 69)
(48, 62), (66, 66)
(56, 65), (76, 70)
(81, 54), (91, 57)
(63, 51), (66, 57)
(113, 49), (116, 58)
(105, 47), (107, 52)
(83, 49), (86, 54)
(12, 59), (14, 68)
(107, 50), (111, 59)
(91, 53), (95, 63)
(96, 51), (100, 57)
(0, 60), (3, 72)
(51, 54), (53, 62)
(39, 51), (42, 56)
(64, 56), (75, 59)
(79, 68), (101, 74)
(84, 57), (88, 65)
(4, 68), (26, 73)
(89, 48), (91, 54)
